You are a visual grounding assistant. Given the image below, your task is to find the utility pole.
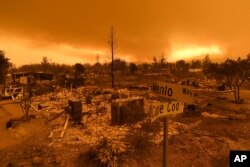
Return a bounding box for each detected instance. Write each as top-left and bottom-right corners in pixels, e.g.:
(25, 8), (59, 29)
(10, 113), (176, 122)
(108, 26), (115, 88)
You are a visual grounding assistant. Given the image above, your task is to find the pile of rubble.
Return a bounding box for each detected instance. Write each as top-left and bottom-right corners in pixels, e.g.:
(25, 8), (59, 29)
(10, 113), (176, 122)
(31, 87), (203, 140)
(88, 137), (131, 167)
(30, 87), (143, 148)
(150, 120), (202, 145)
(27, 86), (210, 166)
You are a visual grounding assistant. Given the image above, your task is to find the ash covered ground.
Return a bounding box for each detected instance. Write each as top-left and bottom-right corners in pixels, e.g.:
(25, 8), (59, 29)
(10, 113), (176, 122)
(0, 76), (250, 167)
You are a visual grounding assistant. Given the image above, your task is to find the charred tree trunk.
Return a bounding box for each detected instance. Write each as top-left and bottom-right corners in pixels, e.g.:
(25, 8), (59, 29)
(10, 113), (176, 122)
(233, 85), (237, 101)
(237, 85), (240, 102)
(108, 26), (115, 89)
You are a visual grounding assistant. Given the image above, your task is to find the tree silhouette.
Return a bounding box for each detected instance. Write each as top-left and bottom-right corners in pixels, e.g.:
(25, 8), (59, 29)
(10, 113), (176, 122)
(205, 55), (250, 102)
(190, 59), (202, 69)
(175, 60), (190, 78)
(223, 57), (250, 102)
(41, 56), (49, 72)
(129, 63), (137, 74)
(113, 58), (126, 72)
(160, 53), (167, 68)
(0, 50), (10, 84)
(74, 63), (85, 79)
(202, 54), (212, 74)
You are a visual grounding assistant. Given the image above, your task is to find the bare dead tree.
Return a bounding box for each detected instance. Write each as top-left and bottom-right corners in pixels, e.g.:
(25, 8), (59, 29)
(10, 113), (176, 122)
(205, 56), (250, 103)
(223, 57), (250, 102)
(160, 52), (167, 68)
(19, 89), (32, 118)
(108, 26), (115, 88)
(0, 50), (10, 84)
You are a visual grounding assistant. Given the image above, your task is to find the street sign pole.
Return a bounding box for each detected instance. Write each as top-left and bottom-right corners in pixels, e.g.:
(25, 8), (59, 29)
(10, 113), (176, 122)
(163, 116), (168, 167)
(150, 82), (193, 167)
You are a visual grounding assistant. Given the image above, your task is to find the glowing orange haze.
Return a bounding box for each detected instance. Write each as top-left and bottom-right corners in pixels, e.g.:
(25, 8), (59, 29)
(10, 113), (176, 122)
(0, 35), (138, 66)
(0, 0), (250, 66)
(169, 45), (222, 61)
(0, 35), (224, 66)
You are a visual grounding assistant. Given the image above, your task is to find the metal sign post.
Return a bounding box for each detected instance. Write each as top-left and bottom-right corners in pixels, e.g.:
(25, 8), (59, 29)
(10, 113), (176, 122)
(150, 82), (193, 167)
(163, 116), (168, 167)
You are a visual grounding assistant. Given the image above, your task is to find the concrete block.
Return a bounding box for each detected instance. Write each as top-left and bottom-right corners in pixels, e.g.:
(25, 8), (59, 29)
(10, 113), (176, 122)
(68, 100), (82, 123)
(111, 98), (144, 125)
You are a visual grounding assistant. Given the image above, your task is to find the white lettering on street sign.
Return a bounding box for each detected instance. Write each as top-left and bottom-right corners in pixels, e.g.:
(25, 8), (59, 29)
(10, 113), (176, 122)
(150, 101), (184, 122)
(151, 82), (194, 104)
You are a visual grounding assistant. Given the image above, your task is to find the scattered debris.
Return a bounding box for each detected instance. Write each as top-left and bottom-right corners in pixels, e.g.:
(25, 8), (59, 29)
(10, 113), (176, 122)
(1, 85), (23, 100)
(1, 82), (249, 167)
(32, 156), (44, 165)
(201, 112), (228, 119)
(85, 95), (92, 104)
(217, 96), (227, 100)
(128, 85), (149, 90)
(111, 88), (129, 100)
(6, 119), (14, 129)
(150, 120), (202, 145)
(60, 115), (69, 138)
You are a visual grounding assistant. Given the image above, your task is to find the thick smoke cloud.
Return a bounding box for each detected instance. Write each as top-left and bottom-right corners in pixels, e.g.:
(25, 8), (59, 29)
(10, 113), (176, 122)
(0, 0), (249, 65)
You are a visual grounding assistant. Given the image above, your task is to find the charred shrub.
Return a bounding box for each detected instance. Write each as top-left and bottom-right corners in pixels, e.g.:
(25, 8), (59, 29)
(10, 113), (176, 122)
(86, 95), (92, 104)
(88, 137), (131, 167)
(129, 130), (151, 149)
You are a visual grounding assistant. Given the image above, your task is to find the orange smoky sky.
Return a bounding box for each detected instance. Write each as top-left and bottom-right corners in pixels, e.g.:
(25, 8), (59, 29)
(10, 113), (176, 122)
(0, 0), (250, 66)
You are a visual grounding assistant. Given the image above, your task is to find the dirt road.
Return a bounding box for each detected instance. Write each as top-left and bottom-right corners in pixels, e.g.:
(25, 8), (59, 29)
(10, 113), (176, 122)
(0, 100), (25, 150)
